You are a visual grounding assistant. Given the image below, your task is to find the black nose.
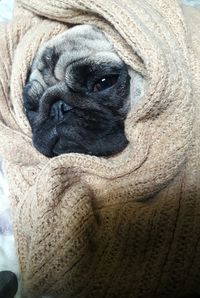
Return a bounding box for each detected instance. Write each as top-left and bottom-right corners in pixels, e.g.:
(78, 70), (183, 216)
(50, 100), (72, 121)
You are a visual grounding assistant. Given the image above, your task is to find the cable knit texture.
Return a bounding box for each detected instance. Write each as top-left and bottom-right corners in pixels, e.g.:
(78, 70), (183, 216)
(0, 0), (200, 297)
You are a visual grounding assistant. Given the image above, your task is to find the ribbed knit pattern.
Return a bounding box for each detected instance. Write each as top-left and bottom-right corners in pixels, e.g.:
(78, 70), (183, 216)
(0, 1), (200, 297)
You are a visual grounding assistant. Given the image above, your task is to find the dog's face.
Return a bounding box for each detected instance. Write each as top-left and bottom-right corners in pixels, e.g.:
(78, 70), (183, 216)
(23, 25), (131, 157)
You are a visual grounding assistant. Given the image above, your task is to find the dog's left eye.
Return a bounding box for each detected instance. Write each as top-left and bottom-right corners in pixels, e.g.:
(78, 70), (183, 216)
(93, 75), (118, 92)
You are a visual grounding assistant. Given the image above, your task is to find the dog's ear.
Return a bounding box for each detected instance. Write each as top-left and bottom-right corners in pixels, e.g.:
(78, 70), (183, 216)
(23, 63), (46, 126)
(22, 81), (40, 126)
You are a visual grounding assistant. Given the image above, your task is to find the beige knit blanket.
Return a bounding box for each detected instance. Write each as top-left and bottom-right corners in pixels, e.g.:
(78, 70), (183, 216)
(0, 0), (200, 297)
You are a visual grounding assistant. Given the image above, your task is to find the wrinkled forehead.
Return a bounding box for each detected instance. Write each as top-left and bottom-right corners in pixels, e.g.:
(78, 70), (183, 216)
(33, 24), (123, 74)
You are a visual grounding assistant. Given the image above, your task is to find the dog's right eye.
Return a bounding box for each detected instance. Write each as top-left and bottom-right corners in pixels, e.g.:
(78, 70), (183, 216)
(92, 75), (118, 92)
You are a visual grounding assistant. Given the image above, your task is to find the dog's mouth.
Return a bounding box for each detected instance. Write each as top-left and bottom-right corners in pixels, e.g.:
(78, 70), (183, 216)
(32, 115), (129, 158)
(52, 136), (128, 157)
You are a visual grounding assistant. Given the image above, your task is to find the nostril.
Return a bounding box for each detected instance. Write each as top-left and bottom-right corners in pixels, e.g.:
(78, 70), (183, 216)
(50, 100), (72, 121)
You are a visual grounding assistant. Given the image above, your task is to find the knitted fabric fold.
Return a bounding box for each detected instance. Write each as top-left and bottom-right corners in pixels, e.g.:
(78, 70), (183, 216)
(0, 0), (200, 297)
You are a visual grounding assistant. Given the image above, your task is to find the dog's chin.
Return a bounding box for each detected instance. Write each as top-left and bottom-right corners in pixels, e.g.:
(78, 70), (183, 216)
(32, 124), (129, 158)
(52, 138), (88, 156)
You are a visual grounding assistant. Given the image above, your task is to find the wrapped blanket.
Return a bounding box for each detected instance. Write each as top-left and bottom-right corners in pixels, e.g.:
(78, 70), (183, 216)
(0, 0), (200, 297)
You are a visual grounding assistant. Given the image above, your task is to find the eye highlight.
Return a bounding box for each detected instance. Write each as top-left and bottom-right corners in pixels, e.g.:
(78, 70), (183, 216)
(93, 75), (119, 92)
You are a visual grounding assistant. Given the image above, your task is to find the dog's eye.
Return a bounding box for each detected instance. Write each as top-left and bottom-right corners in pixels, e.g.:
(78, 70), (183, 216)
(93, 75), (118, 92)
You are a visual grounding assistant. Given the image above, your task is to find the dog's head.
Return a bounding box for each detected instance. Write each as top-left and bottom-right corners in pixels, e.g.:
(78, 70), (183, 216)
(23, 25), (132, 157)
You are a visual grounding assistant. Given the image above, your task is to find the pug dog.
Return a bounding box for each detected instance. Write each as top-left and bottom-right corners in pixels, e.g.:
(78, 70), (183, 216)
(23, 25), (143, 157)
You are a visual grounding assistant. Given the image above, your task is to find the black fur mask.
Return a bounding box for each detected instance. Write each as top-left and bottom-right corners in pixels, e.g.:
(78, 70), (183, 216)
(23, 25), (131, 157)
